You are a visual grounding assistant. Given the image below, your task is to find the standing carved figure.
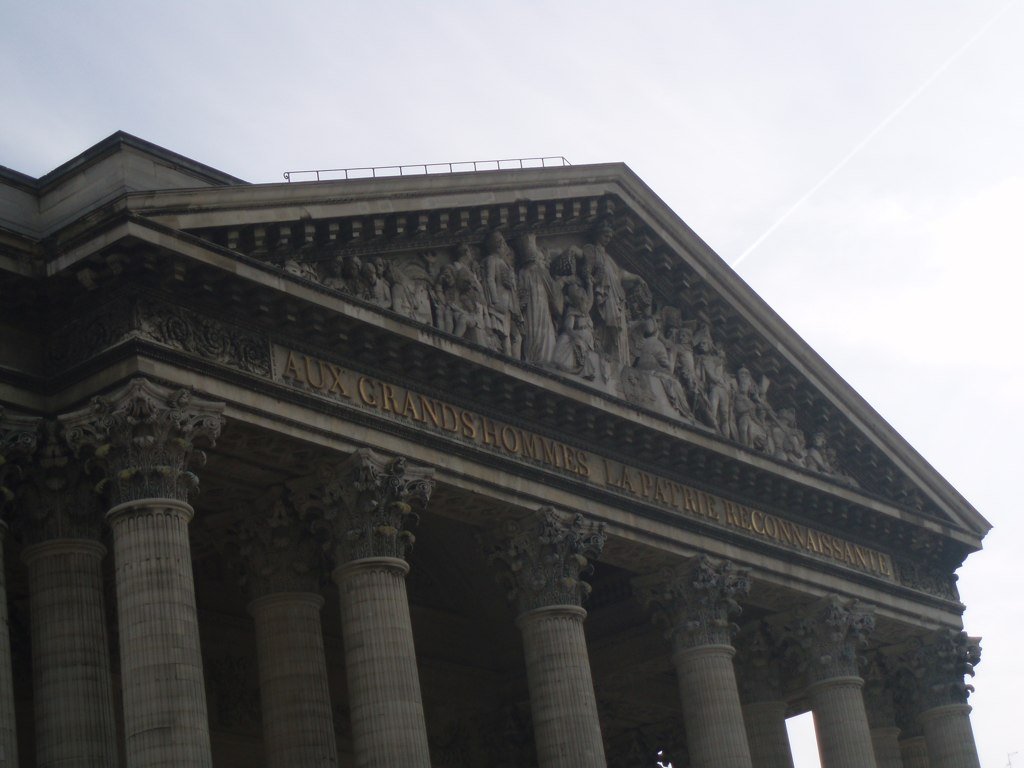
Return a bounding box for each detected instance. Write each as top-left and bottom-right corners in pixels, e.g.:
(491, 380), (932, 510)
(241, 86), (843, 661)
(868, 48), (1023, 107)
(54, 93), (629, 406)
(516, 234), (561, 364)
(389, 251), (439, 326)
(442, 244), (488, 346)
(551, 274), (600, 381)
(481, 231), (522, 357)
(582, 224), (646, 385)
(733, 367), (772, 451)
(694, 328), (735, 439)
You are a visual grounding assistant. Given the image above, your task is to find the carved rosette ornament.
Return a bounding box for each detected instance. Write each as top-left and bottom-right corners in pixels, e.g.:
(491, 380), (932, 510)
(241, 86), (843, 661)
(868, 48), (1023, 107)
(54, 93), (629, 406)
(641, 555), (751, 651)
(18, 421), (105, 544)
(781, 595), (875, 684)
(230, 487), (329, 597)
(487, 507), (607, 614)
(290, 448), (435, 565)
(59, 378), (225, 506)
(0, 407), (42, 518)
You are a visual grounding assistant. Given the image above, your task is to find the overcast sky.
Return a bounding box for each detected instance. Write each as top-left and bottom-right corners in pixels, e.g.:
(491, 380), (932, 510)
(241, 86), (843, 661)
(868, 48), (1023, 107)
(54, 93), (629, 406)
(3, 1), (1021, 765)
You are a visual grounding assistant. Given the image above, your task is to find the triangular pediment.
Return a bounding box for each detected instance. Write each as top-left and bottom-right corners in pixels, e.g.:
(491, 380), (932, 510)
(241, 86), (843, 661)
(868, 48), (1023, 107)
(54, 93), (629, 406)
(12, 148), (987, 561)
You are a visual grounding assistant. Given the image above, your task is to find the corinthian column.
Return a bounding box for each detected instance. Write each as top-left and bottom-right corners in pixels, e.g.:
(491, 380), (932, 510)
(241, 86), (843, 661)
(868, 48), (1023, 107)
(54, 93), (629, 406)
(61, 379), (225, 768)
(735, 622), (795, 768)
(639, 556), (754, 768)
(231, 487), (337, 768)
(291, 449), (435, 768)
(780, 596), (877, 768)
(19, 420), (119, 767)
(0, 408), (43, 767)
(487, 507), (608, 768)
(911, 630), (982, 768)
(862, 655), (902, 768)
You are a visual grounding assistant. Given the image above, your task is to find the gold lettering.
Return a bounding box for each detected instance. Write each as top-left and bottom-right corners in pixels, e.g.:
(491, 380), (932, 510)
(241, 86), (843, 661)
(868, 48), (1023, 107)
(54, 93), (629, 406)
(763, 514), (778, 540)
(576, 450), (590, 477)
(500, 425), (521, 454)
(400, 391), (422, 422)
(304, 355), (325, 390)
(542, 438), (559, 467)
(323, 362), (349, 397)
(684, 487), (702, 516)
(562, 444), (577, 472)
(440, 403), (460, 433)
(357, 376), (377, 406)
(879, 555), (893, 577)
(620, 467), (637, 494)
(805, 530), (821, 554)
(380, 383), (399, 413)
(283, 350), (304, 383)
(481, 417), (500, 447)
(420, 396), (441, 427)
(653, 478), (669, 504)
(751, 509), (766, 535)
(703, 492), (720, 520)
(639, 471), (653, 499)
(460, 410), (477, 439)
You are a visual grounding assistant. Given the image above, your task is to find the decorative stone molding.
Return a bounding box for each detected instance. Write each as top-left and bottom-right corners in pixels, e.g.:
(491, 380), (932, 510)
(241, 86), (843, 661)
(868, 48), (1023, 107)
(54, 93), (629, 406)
(290, 448), (434, 565)
(0, 407), (41, 517)
(778, 595), (875, 684)
(486, 506), (607, 614)
(17, 420), (105, 543)
(229, 486), (329, 597)
(639, 555), (751, 651)
(59, 378), (225, 506)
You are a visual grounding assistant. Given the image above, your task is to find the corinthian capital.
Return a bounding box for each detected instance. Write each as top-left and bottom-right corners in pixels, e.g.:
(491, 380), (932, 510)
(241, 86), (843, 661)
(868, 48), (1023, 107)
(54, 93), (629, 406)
(0, 407), (42, 517)
(19, 420), (105, 543)
(487, 507), (607, 614)
(289, 448), (435, 565)
(778, 595), (875, 683)
(894, 629), (981, 712)
(639, 555), (751, 651)
(229, 486), (329, 598)
(59, 378), (225, 506)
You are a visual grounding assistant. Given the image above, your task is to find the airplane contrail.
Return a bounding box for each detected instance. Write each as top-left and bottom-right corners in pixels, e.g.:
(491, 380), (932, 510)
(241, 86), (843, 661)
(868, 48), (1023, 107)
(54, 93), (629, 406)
(730, 0), (1018, 269)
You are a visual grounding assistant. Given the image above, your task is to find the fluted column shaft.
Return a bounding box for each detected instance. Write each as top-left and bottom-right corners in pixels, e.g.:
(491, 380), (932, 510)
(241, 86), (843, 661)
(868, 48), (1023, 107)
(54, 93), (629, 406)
(108, 499), (211, 768)
(870, 726), (903, 768)
(742, 700), (795, 768)
(673, 644), (752, 768)
(517, 605), (606, 768)
(900, 736), (930, 768)
(250, 592), (337, 768)
(807, 676), (878, 768)
(0, 523), (17, 767)
(919, 705), (980, 768)
(333, 557), (430, 768)
(23, 539), (119, 767)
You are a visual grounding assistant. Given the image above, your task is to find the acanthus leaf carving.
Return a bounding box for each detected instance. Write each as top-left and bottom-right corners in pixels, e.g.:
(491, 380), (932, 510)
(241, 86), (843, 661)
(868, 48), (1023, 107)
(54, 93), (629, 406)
(59, 378), (226, 506)
(485, 506), (607, 614)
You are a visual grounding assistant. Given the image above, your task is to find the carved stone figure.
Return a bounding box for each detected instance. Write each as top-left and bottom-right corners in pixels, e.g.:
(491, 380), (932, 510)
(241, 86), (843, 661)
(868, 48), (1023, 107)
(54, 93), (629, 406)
(733, 367), (772, 452)
(582, 224), (646, 381)
(622, 317), (694, 420)
(481, 231), (522, 357)
(515, 233), (560, 364)
(390, 251), (440, 326)
(551, 273), (600, 381)
(441, 244), (488, 347)
(694, 328), (735, 439)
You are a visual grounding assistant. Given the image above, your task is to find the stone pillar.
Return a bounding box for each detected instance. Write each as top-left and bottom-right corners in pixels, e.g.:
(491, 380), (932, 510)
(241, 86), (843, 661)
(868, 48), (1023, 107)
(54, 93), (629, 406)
(899, 737), (929, 768)
(61, 379), (225, 768)
(912, 630), (982, 768)
(291, 449), (435, 768)
(487, 507), (607, 768)
(781, 596), (877, 768)
(18, 420), (120, 768)
(862, 654), (902, 768)
(735, 622), (795, 768)
(232, 488), (338, 768)
(640, 556), (754, 768)
(0, 408), (42, 767)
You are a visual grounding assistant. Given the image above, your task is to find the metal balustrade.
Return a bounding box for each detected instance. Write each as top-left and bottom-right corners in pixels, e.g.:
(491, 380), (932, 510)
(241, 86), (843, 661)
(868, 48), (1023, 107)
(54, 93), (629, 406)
(283, 156), (571, 182)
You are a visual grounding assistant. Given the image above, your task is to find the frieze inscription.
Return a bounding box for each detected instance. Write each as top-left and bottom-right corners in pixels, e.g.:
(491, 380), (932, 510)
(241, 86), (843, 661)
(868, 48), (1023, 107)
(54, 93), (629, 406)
(274, 345), (896, 582)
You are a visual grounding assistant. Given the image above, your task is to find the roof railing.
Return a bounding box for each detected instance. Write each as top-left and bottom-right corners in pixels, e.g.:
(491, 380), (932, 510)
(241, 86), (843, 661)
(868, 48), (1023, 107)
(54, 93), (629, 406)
(282, 156), (571, 182)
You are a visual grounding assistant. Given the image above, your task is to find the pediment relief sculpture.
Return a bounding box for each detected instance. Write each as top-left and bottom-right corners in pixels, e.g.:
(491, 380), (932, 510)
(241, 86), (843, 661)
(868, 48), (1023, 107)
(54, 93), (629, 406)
(274, 222), (857, 486)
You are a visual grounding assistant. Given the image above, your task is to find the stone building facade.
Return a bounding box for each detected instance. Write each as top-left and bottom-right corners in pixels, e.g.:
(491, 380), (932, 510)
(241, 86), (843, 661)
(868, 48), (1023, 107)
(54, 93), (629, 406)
(0, 133), (988, 767)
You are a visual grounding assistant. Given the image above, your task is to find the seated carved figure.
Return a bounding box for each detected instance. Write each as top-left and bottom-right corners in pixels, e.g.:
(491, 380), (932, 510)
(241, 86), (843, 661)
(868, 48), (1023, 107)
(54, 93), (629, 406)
(622, 318), (694, 420)
(551, 277), (600, 381)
